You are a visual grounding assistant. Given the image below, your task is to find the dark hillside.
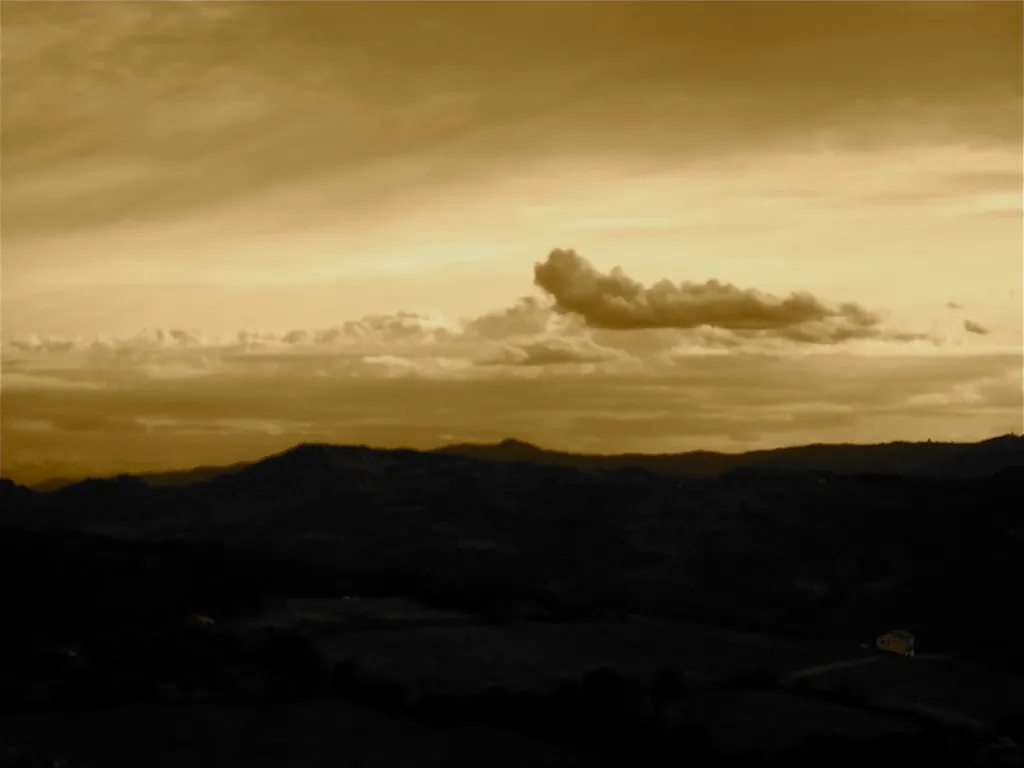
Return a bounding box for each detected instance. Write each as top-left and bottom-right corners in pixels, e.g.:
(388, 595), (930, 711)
(5, 442), (1023, 662)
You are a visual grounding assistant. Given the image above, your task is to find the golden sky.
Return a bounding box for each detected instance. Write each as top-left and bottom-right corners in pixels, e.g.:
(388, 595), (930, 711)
(2, 2), (1022, 483)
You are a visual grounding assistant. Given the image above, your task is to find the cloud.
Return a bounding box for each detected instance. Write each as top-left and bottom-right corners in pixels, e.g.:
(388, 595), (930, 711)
(964, 319), (990, 335)
(336, 311), (460, 344)
(0, 249), (983, 399)
(3, 350), (1019, 485)
(462, 297), (558, 340)
(477, 335), (628, 367)
(970, 208), (1024, 220)
(0, 373), (108, 392)
(6, 2), (1019, 249)
(900, 367), (1022, 410)
(6, 335), (81, 354)
(774, 323), (931, 346)
(254, 313), (460, 349)
(4, 418), (58, 433)
(533, 248), (921, 344)
(134, 416), (316, 437)
(947, 301), (963, 309)
(850, 168), (1024, 209)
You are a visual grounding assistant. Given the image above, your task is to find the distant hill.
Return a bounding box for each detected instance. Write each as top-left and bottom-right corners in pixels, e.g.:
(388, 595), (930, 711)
(25, 460), (255, 492)
(435, 437), (551, 462)
(2, 435), (1023, 662)
(434, 434), (1024, 480)
(16, 434), (1024, 492)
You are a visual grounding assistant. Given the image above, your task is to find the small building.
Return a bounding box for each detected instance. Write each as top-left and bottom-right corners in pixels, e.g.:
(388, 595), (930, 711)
(876, 629), (915, 657)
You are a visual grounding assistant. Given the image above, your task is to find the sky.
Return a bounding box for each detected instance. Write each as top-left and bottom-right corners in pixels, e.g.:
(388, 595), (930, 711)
(1, 1), (1022, 484)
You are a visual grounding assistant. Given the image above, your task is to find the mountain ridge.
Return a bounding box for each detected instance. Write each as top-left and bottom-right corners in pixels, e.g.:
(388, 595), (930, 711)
(3, 431), (1022, 665)
(6, 433), (1023, 492)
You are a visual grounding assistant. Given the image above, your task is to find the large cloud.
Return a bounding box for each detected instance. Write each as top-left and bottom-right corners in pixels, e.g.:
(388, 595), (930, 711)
(533, 248), (918, 343)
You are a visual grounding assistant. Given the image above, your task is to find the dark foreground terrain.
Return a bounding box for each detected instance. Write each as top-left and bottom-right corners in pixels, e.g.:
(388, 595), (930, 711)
(2, 436), (1023, 766)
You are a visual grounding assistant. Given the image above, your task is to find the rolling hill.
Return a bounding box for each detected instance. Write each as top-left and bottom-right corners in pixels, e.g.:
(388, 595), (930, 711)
(3, 436), (1022, 662)
(14, 433), (1024, 492)
(434, 434), (1024, 480)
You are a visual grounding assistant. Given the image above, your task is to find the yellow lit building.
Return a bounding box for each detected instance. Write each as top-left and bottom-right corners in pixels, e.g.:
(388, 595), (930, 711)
(876, 629), (914, 657)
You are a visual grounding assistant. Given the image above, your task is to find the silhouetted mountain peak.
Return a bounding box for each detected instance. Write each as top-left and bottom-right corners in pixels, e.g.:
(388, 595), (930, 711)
(243, 442), (347, 479)
(61, 474), (149, 495)
(981, 433), (1024, 446)
(0, 477), (32, 505)
(433, 437), (551, 462)
(19, 433), (1024, 497)
(280, 442), (338, 457)
(497, 438), (542, 451)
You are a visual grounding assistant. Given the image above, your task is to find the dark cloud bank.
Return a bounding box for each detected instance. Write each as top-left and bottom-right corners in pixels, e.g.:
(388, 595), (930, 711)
(533, 249), (926, 345)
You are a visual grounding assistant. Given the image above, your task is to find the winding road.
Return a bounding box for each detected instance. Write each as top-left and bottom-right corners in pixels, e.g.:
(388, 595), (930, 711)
(781, 654), (882, 683)
(779, 652), (993, 738)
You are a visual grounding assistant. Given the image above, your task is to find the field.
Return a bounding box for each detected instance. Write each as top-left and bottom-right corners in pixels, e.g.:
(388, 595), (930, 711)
(226, 597), (474, 631)
(311, 619), (853, 693)
(3, 440), (1022, 765)
(676, 690), (919, 754)
(306, 616), (1022, 755)
(793, 654), (1024, 725)
(0, 700), (628, 768)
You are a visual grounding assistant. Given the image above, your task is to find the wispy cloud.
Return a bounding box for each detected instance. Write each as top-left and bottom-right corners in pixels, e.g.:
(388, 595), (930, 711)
(964, 319), (990, 335)
(3, 348), (1019, 485)
(477, 335), (629, 368)
(5, 3), (1020, 242)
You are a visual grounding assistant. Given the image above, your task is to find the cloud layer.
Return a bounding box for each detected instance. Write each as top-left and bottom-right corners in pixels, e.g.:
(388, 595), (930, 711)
(4, 347), (1020, 487)
(4, 248), (956, 390)
(5, 3), (1019, 241)
(3, 250), (1017, 485)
